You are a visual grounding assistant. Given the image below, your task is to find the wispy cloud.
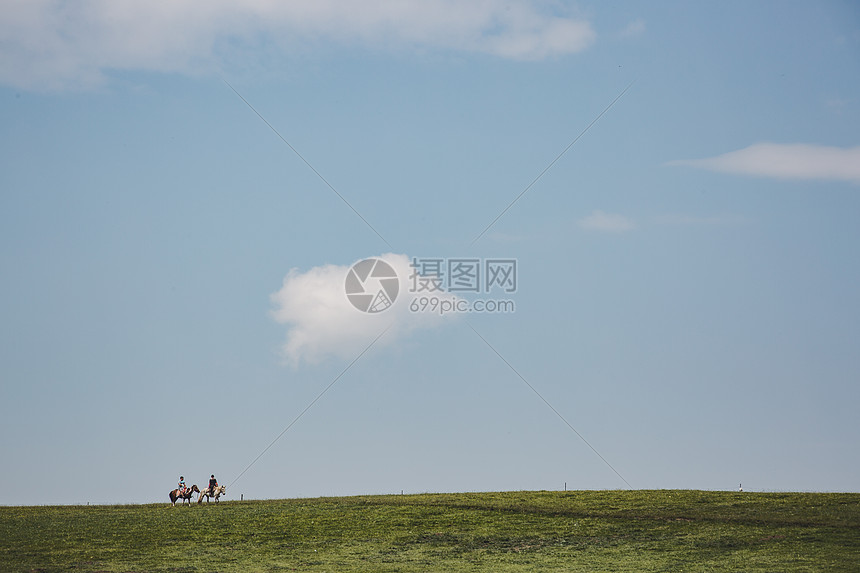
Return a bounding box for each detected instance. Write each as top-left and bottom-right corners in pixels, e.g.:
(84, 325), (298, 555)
(668, 143), (860, 184)
(578, 210), (635, 232)
(0, 0), (596, 91)
(654, 213), (749, 227)
(825, 97), (851, 115)
(619, 19), (645, 38)
(270, 254), (454, 366)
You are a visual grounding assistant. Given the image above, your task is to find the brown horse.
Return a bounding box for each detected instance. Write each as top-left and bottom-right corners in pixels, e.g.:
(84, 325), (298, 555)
(169, 484), (200, 506)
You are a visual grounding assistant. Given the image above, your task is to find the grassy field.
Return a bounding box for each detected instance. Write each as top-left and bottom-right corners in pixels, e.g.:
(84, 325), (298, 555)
(1, 490), (858, 572)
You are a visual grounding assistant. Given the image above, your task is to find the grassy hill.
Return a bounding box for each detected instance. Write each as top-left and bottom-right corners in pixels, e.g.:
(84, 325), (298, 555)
(1, 490), (858, 572)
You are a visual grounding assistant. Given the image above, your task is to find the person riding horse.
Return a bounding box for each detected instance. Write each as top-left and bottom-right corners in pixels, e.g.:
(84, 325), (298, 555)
(178, 476), (187, 496)
(207, 475), (218, 496)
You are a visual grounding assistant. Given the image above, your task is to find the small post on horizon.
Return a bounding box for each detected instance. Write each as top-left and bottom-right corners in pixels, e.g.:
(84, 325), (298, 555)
(564, 482), (566, 492)
(241, 494), (244, 501)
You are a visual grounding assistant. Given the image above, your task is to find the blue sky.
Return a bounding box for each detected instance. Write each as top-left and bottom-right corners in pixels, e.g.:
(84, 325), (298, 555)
(1, 1), (859, 505)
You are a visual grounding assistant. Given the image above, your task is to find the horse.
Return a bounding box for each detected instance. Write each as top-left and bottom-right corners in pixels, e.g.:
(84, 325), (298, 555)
(198, 484), (226, 503)
(169, 484), (200, 506)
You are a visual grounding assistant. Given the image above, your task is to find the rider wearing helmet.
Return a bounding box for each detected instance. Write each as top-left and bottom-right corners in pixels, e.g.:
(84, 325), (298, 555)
(208, 474), (218, 495)
(178, 476), (187, 496)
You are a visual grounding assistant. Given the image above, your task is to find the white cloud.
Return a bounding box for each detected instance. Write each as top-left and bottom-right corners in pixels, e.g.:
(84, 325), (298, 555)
(668, 143), (860, 184)
(270, 253), (455, 366)
(0, 0), (596, 91)
(578, 210), (635, 232)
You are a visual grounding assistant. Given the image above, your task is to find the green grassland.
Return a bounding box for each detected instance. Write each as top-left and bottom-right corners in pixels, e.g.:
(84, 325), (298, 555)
(1, 490), (858, 572)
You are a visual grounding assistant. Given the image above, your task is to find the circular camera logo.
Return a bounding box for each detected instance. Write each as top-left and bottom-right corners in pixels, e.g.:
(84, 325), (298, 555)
(345, 258), (400, 313)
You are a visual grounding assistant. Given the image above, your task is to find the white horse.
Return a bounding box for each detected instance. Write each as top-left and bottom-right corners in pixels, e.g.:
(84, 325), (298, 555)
(198, 484), (226, 503)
